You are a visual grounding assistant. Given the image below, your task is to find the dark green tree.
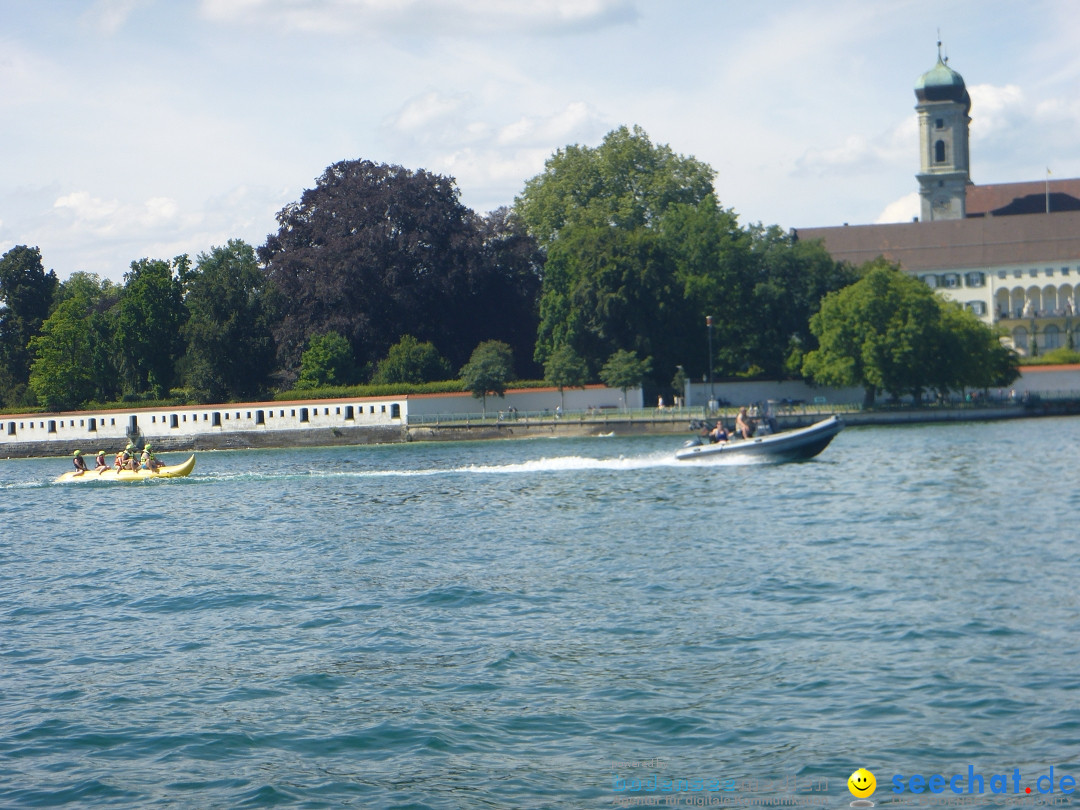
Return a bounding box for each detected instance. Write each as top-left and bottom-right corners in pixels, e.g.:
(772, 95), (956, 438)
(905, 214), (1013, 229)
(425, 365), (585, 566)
(116, 257), (187, 398)
(599, 349), (651, 410)
(50, 272), (123, 404)
(183, 240), (277, 402)
(27, 296), (96, 410)
(296, 332), (355, 389)
(0, 245), (58, 405)
(802, 261), (1018, 405)
(372, 334), (451, 385)
(745, 226), (861, 377)
(516, 125), (716, 248)
(460, 340), (514, 413)
(543, 343), (589, 410)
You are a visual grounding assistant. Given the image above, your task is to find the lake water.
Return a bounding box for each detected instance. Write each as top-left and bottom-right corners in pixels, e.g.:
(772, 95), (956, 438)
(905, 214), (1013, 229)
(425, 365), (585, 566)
(2, 418), (1079, 809)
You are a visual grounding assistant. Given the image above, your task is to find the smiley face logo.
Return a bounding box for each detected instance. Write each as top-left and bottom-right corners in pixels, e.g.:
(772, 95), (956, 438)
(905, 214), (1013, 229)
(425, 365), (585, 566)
(848, 768), (876, 798)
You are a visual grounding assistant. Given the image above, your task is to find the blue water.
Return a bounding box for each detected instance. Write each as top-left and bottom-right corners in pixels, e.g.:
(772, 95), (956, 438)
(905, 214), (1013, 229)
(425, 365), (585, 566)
(2, 419), (1079, 808)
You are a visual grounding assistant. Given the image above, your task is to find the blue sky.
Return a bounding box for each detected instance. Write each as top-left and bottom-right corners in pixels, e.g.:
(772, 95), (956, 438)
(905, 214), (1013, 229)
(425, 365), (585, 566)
(3, 0), (1080, 282)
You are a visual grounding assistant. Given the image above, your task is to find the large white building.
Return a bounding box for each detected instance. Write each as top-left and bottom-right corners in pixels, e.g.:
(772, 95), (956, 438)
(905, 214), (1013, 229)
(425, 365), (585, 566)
(795, 44), (1080, 356)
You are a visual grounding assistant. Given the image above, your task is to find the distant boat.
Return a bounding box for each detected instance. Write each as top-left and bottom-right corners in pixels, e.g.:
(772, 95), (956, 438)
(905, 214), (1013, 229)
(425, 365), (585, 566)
(56, 454), (196, 483)
(675, 416), (843, 463)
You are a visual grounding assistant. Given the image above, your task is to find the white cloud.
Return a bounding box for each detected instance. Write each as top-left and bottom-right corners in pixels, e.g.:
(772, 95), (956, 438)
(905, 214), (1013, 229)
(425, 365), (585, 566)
(876, 192), (920, 224)
(969, 83), (1025, 139)
(497, 102), (597, 146)
(793, 116), (913, 179)
(83, 0), (148, 34)
(199, 0), (637, 35)
(390, 91), (470, 133)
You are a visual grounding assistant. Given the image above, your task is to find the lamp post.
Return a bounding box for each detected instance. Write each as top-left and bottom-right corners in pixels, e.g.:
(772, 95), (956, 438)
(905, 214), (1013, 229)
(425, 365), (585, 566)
(706, 315), (714, 412)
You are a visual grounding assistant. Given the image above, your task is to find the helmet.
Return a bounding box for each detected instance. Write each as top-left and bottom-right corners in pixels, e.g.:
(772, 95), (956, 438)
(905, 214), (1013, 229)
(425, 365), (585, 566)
(144, 443), (152, 450)
(97, 450), (105, 455)
(73, 450), (81, 456)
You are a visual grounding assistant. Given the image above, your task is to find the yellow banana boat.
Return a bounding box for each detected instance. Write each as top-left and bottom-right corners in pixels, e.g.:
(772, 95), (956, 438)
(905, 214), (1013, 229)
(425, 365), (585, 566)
(56, 454), (196, 483)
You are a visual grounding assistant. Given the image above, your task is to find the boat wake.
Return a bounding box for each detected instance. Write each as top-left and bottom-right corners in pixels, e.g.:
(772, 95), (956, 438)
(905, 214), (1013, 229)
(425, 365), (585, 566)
(178, 449), (766, 484)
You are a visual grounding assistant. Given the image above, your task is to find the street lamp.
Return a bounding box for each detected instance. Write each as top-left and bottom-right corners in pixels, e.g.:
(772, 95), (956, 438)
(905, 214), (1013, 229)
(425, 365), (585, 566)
(706, 315), (714, 412)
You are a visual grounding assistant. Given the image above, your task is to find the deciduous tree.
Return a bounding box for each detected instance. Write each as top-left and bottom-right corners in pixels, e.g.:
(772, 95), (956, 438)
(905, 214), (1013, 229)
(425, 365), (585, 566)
(599, 349), (651, 410)
(296, 332), (355, 389)
(0, 245), (58, 405)
(460, 340), (514, 413)
(260, 160), (539, 382)
(27, 296), (95, 410)
(372, 335), (451, 385)
(183, 240), (277, 402)
(543, 343), (589, 410)
(116, 257), (187, 398)
(802, 261), (1018, 405)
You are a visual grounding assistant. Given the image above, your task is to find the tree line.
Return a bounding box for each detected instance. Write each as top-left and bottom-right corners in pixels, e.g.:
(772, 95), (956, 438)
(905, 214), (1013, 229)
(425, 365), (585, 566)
(0, 125), (1018, 413)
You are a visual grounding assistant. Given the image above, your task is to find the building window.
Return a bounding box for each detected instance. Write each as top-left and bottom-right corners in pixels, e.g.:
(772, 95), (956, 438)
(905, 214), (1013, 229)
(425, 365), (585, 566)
(966, 301), (987, 315)
(391, 404), (401, 419)
(922, 275), (939, 288)
(965, 272), (985, 288)
(935, 117), (945, 129)
(1045, 325), (1062, 350)
(213, 412), (221, 427)
(1013, 327), (1028, 350)
(256, 410), (265, 425)
(943, 274), (959, 288)
(1063, 267), (1071, 276)
(934, 140), (946, 163)
(171, 414), (179, 428)
(1046, 268), (1054, 276)
(1029, 269), (1038, 277)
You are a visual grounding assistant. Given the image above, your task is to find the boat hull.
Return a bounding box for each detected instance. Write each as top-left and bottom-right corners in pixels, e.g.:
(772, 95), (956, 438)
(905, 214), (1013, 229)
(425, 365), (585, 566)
(56, 455), (196, 482)
(675, 416), (843, 463)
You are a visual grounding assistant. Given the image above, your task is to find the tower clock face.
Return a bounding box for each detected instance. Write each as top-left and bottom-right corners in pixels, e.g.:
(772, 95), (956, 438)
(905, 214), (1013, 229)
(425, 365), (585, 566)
(932, 198), (950, 212)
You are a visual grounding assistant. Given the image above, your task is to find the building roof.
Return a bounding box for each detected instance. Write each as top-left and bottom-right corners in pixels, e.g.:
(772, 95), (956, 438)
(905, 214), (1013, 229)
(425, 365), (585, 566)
(794, 209), (1080, 273)
(966, 178), (1080, 217)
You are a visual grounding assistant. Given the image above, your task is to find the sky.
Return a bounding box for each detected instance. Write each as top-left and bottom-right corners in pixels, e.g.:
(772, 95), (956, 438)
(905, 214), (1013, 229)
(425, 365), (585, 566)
(3, 0), (1080, 283)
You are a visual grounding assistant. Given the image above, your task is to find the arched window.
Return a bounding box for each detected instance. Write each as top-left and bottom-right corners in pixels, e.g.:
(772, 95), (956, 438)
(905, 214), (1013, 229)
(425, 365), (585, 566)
(934, 140), (946, 163)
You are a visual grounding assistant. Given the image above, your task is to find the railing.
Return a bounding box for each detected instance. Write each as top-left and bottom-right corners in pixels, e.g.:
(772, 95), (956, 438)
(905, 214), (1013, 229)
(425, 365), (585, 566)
(404, 391), (1080, 427)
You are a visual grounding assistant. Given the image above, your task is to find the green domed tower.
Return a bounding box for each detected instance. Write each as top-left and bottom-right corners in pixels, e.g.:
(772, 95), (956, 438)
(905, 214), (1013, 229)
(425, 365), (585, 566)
(915, 42), (971, 221)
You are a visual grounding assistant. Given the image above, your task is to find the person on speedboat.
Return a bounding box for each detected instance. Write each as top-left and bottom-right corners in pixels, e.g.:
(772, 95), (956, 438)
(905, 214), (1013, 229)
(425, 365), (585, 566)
(708, 420), (729, 443)
(71, 450), (88, 476)
(735, 407), (755, 439)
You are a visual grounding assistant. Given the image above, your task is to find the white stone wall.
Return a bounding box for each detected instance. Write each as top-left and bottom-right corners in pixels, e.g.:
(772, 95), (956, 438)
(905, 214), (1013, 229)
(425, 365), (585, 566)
(0, 396), (406, 450)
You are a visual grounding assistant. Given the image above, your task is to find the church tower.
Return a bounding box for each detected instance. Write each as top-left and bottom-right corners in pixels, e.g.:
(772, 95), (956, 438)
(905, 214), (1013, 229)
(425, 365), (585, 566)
(915, 43), (971, 221)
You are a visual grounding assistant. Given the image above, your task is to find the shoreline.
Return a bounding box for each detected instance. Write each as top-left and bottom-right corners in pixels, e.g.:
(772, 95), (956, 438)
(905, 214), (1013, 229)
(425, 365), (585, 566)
(2, 400), (1078, 460)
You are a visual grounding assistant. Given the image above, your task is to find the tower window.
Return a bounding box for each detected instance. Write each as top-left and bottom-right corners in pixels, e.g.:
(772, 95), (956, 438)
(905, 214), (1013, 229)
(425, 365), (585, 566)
(934, 140), (946, 163)
(935, 118), (944, 129)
